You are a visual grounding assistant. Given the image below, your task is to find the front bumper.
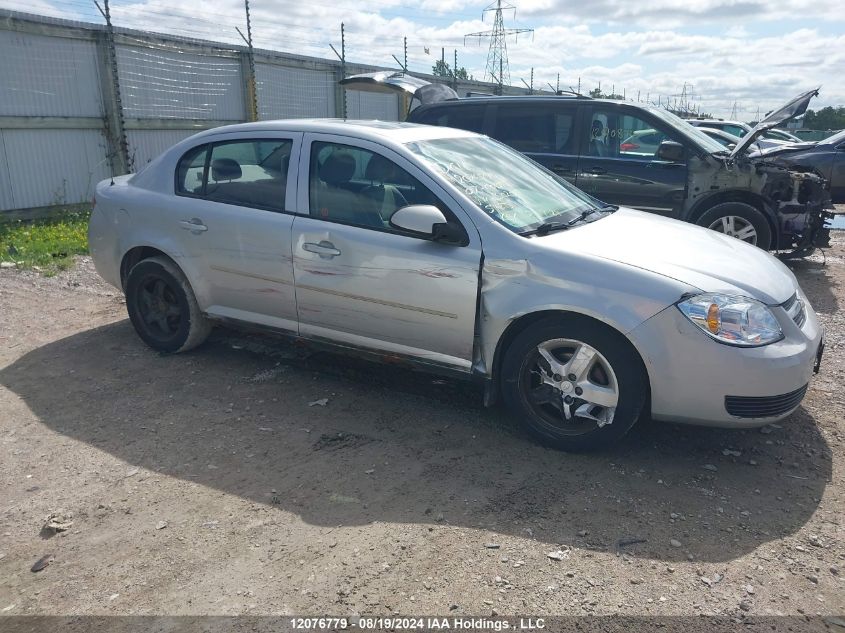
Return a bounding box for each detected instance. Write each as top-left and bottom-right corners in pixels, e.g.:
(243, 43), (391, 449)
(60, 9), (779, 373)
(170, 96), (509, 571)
(628, 289), (822, 428)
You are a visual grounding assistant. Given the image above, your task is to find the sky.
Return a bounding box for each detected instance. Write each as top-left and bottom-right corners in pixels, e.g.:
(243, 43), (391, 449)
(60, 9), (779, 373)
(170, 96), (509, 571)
(3, 0), (845, 120)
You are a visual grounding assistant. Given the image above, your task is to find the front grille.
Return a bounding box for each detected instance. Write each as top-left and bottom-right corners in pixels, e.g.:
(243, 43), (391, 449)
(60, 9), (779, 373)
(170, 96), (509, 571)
(782, 293), (806, 328)
(725, 384), (808, 418)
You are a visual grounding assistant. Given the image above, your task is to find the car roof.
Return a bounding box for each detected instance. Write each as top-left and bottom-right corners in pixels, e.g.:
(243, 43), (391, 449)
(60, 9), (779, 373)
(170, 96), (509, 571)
(189, 118), (477, 145)
(688, 119), (746, 125)
(419, 95), (606, 107)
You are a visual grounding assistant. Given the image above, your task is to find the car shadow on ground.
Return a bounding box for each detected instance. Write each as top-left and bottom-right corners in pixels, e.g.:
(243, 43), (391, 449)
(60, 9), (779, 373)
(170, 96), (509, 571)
(0, 320), (832, 565)
(789, 258), (839, 315)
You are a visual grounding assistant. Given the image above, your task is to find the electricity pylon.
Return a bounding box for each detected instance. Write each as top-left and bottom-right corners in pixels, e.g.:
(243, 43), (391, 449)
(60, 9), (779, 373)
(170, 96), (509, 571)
(465, 0), (533, 94)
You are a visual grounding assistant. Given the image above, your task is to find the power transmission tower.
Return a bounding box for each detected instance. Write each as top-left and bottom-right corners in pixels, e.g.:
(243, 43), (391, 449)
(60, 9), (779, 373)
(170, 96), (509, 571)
(465, 0), (533, 94)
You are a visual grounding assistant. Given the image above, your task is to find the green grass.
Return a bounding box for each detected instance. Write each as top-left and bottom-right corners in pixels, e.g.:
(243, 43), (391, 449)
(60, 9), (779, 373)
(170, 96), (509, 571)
(0, 210), (91, 276)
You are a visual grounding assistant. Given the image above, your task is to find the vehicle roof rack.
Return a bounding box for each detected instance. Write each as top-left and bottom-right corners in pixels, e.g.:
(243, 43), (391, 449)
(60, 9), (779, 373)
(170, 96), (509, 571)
(463, 91), (591, 100)
(553, 90), (591, 98)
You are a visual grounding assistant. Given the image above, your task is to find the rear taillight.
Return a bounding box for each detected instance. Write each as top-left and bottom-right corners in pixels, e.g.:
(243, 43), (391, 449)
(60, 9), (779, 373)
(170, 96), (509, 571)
(620, 142), (639, 151)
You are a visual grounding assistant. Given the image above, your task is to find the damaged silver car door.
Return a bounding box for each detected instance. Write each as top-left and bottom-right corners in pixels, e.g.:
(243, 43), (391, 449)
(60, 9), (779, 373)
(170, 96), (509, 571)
(289, 132), (482, 372)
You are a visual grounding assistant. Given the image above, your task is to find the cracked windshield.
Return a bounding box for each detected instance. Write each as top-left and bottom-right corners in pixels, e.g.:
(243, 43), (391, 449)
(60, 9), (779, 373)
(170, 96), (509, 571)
(407, 136), (601, 232)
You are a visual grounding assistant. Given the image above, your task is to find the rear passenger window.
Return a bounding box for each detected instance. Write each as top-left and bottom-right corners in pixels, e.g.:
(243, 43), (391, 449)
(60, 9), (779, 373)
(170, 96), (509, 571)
(175, 139), (293, 212)
(175, 144), (207, 196)
(492, 106), (575, 154)
(414, 106), (485, 134)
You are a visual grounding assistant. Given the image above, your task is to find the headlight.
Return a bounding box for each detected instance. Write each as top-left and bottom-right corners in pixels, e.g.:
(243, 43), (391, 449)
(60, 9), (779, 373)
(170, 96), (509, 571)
(677, 293), (783, 347)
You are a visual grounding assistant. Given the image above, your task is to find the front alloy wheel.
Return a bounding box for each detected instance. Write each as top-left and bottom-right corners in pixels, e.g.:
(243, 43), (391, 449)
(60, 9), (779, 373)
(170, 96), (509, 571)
(501, 317), (647, 451)
(707, 215), (758, 244)
(524, 339), (619, 433)
(696, 202), (772, 250)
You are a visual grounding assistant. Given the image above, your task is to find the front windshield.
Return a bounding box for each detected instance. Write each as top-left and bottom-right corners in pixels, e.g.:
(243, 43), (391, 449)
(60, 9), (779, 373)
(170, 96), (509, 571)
(703, 130), (740, 148)
(405, 136), (601, 232)
(647, 107), (726, 154)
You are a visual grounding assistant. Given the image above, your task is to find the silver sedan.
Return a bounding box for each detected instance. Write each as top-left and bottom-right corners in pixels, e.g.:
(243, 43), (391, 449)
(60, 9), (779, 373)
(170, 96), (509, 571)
(88, 120), (824, 450)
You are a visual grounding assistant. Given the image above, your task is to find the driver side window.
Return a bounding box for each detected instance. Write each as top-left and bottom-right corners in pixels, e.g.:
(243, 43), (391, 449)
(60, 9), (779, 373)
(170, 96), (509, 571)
(308, 141), (444, 232)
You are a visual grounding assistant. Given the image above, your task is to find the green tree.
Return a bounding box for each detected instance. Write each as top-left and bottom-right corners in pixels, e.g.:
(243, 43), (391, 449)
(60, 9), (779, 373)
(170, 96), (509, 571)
(588, 87), (623, 100)
(432, 60), (471, 80)
(803, 106), (845, 130)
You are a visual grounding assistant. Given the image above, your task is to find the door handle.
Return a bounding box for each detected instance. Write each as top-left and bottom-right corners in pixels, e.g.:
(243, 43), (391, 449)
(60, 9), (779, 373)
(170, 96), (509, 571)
(551, 164), (574, 173)
(585, 167), (607, 175)
(303, 241), (341, 258)
(179, 218), (208, 232)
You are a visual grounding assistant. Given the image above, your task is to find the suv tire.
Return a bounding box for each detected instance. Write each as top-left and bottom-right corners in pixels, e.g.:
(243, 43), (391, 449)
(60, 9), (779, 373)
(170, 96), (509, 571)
(696, 202), (773, 250)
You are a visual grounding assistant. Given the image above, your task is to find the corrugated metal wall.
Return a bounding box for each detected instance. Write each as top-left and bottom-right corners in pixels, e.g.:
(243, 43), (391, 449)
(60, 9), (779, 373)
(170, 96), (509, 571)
(0, 10), (530, 215)
(256, 64), (336, 119)
(127, 129), (201, 169)
(0, 141), (14, 211)
(115, 41), (246, 173)
(347, 90), (399, 121)
(0, 30), (102, 117)
(0, 27), (108, 210)
(1, 129), (110, 209)
(116, 44), (244, 120)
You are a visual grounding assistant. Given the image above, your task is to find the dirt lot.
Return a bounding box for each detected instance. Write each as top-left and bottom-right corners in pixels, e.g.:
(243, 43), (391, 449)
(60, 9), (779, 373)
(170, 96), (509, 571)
(0, 234), (843, 621)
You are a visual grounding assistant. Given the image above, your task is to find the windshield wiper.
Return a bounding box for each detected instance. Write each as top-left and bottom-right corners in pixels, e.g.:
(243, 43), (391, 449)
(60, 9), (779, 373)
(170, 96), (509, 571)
(520, 221), (570, 237)
(520, 206), (613, 237)
(565, 207), (605, 225)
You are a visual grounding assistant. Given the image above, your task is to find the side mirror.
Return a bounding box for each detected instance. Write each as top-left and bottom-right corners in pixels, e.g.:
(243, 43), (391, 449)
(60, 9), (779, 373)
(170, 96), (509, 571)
(390, 204), (448, 237)
(727, 143), (736, 151)
(656, 140), (685, 162)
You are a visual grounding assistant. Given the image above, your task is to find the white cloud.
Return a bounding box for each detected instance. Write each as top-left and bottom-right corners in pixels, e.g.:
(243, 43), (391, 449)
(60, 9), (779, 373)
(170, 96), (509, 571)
(2, 0), (843, 118)
(517, 0), (845, 28)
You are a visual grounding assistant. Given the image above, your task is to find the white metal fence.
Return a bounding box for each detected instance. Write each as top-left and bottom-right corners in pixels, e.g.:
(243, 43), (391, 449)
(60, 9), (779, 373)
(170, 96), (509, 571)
(0, 9), (530, 216)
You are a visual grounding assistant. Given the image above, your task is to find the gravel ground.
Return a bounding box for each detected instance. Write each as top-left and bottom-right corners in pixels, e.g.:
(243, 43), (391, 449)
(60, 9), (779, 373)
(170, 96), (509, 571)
(0, 233), (843, 621)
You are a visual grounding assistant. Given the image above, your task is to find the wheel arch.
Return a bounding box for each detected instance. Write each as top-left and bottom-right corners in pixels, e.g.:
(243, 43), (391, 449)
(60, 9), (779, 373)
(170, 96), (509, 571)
(686, 189), (776, 227)
(488, 309), (652, 410)
(119, 246), (178, 291)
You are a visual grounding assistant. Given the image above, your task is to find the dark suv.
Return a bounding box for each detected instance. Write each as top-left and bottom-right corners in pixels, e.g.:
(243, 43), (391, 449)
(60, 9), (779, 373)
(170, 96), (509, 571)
(342, 73), (833, 255)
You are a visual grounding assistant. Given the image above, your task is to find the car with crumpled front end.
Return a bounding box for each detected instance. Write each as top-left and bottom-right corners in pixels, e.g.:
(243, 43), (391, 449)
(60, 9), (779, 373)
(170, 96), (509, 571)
(753, 128), (845, 204)
(88, 119), (824, 451)
(688, 118), (802, 143)
(343, 74), (834, 257)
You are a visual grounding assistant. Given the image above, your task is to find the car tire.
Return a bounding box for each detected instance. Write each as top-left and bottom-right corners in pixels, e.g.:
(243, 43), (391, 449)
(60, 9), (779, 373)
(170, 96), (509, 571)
(500, 316), (647, 452)
(696, 202), (772, 250)
(125, 255), (211, 353)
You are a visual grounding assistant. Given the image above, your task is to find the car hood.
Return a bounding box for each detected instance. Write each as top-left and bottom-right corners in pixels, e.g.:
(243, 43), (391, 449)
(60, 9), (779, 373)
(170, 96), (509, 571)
(537, 208), (796, 305)
(730, 87), (819, 159)
(750, 141), (818, 158)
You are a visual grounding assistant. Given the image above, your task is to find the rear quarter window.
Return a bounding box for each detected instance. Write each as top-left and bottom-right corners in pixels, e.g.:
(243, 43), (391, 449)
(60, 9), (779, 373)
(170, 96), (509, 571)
(175, 144), (207, 196)
(491, 104), (575, 155)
